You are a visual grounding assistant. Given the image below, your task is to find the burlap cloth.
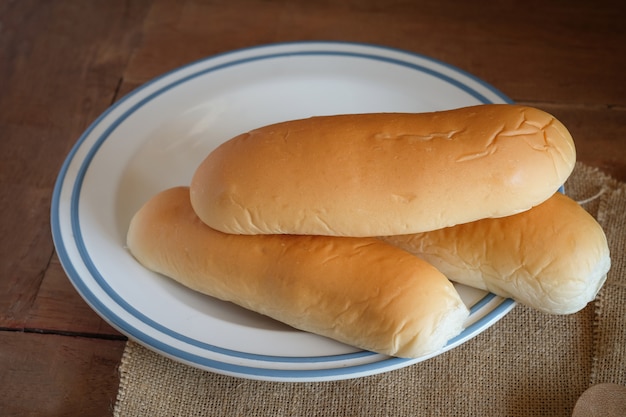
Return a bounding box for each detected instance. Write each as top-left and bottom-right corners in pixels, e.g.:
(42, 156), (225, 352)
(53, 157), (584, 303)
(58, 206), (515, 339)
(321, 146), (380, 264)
(113, 163), (625, 417)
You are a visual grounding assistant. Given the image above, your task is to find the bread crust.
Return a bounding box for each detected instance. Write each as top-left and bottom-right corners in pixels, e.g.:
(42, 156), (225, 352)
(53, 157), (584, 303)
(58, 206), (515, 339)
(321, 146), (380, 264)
(190, 104), (576, 236)
(127, 187), (469, 357)
(381, 193), (610, 314)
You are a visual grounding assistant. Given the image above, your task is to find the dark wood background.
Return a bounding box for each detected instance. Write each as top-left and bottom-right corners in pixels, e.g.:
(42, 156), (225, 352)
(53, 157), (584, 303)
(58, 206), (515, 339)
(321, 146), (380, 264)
(1, 0), (625, 415)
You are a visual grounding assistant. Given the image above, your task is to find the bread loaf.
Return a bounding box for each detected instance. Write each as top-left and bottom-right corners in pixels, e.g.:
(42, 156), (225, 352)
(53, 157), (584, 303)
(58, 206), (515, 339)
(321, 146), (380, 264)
(126, 187), (469, 358)
(190, 104), (576, 236)
(381, 193), (610, 314)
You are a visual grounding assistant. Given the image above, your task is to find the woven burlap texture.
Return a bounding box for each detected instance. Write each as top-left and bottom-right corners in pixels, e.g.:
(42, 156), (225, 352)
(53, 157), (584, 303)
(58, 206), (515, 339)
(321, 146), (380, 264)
(114, 163), (625, 417)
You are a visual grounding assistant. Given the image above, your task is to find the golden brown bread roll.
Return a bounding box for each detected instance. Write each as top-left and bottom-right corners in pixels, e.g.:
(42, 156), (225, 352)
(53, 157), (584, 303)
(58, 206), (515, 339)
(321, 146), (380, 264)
(190, 104), (576, 236)
(126, 186), (469, 358)
(381, 193), (610, 314)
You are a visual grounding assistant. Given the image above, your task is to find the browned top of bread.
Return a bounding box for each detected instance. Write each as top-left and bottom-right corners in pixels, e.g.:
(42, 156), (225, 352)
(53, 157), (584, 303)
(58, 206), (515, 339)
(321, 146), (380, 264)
(190, 104), (576, 236)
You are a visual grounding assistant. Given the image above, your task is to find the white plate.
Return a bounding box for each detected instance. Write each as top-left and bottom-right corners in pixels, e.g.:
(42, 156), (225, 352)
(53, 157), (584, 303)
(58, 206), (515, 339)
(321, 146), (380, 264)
(51, 41), (515, 382)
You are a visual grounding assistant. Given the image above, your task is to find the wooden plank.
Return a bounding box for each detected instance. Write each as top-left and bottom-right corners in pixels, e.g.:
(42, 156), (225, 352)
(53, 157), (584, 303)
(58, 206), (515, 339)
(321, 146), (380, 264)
(123, 0), (626, 106)
(0, 180), (56, 327)
(0, 332), (125, 417)
(0, 0), (153, 329)
(122, 0), (284, 82)
(0, 0), (152, 135)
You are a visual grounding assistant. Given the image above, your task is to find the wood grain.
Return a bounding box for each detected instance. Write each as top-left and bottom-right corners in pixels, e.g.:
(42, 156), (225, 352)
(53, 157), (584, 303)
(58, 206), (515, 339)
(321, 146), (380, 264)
(0, 332), (125, 416)
(0, 1), (149, 414)
(0, 0), (152, 333)
(23, 254), (123, 336)
(123, 0), (626, 106)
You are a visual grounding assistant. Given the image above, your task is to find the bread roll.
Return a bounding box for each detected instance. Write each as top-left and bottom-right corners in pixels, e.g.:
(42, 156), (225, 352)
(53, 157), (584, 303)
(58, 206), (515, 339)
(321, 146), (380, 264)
(126, 187), (469, 358)
(190, 104), (576, 236)
(381, 193), (610, 314)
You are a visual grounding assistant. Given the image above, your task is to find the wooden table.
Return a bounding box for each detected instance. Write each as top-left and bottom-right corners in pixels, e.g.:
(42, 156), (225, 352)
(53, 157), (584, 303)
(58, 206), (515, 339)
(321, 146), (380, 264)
(1, 1), (624, 415)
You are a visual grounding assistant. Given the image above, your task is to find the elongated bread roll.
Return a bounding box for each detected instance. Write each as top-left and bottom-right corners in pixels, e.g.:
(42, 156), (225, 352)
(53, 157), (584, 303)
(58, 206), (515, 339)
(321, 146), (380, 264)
(126, 187), (469, 358)
(381, 193), (610, 314)
(190, 104), (576, 236)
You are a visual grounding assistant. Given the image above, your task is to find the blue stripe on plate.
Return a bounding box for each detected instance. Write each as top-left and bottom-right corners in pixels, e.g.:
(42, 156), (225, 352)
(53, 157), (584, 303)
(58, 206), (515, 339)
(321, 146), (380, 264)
(469, 293), (498, 314)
